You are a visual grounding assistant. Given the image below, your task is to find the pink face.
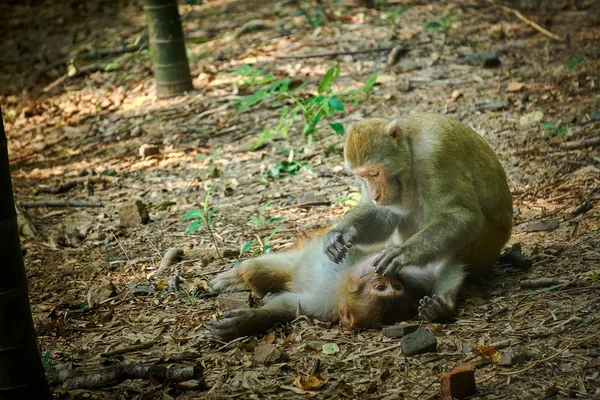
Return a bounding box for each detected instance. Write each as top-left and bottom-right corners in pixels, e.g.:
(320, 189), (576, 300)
(355, 164), (390, 206)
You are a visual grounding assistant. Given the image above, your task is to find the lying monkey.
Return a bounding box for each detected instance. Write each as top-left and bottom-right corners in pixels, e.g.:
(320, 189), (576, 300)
(208, 114), (512, 340)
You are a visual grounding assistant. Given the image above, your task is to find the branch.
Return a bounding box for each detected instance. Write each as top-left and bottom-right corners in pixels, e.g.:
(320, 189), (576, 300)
(487, 0), (565, 42)
(277, 46), (395, 60)
(20, 200), (104, 208)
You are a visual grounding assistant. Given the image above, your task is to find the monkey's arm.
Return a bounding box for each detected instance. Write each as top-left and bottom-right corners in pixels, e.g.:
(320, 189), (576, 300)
(207, 292), (336, 340)
(374, 208), (482, 275)
(325, 196), (400, 263)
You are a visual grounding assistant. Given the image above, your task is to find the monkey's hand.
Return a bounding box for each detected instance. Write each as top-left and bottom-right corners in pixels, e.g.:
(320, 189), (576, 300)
(418, 295), (455, 322)
(324, 225), (358, 263)
(209, 269), (248, 294)
(207, 309), (275, 341)
(372, 245), (407, 276)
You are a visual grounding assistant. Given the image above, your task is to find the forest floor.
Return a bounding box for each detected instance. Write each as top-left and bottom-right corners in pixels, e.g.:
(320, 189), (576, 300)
(1, 0), (599, 398)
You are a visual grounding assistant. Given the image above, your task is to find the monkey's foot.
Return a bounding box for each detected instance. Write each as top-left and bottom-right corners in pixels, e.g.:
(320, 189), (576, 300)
(209, 269), (248, 293)
(418, 295), (454, 322)
(207, 309), (274, 341)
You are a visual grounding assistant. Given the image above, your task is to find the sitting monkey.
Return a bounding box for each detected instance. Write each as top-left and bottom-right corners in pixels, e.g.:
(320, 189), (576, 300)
(208, 114), (512, 340)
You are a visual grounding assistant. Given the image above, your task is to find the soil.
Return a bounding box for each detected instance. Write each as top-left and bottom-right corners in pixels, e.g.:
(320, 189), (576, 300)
(1, 0), (599, 398)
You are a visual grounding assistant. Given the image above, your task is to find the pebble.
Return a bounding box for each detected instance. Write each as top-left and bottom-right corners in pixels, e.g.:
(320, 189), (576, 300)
(401, 328), (437, 355)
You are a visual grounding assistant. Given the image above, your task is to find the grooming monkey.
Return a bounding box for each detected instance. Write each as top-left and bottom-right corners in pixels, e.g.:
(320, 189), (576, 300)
(208, 114), (512, 340)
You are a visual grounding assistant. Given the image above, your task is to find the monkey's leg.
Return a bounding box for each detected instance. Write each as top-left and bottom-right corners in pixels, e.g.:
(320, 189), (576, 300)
(207, 292), (332, 340)
(418, 260), (466, 322)
(210, 251), (301, 298)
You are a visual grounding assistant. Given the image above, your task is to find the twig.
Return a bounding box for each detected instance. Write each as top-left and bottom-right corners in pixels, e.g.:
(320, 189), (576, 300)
(277, 46), (395, 60)
(101, 340), (157, 358)
(520, 277), (569, 289)
(560, 137), (600, 150)
(43, 63), (109, 93)
(486, 0), (564, 42)
(44, 41), (148, 71)
(20, 200), (104, 208)
(342, 342), (403, 362)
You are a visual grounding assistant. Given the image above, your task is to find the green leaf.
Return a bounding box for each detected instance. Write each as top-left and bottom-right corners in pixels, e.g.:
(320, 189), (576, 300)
(425, 21), (442, 30)
(328, 96), (345, 111)
(322, 343), (340, 355)
(557, 127), (568, 136)
(183, 210), (204, 220)
(268, 217), (283, 223)
(578, 316), (595, 327)
(360, 74), (378, 92)
(330, 122), (345, 135)
(263, 245), (274, 252)
(240, 241), (255, 255)
(318, 64), (340, 94)
(540, 123), (557, 130)
(267, 225), (282, 241)
(185, 220), (204, 235)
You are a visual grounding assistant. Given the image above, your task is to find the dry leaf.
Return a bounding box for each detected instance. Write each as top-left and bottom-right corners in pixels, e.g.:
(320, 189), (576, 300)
(473, 346), (501, 363)
(507, 82), (525, 92)
(449, 90), (462, 100)
(294, 374), (323, 391)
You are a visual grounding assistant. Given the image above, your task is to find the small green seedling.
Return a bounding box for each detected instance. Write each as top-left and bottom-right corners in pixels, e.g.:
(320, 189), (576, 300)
(241, 225), (282, 256)
(230, 65), (274, 87)
(267, 160), (310, 178)
(566, 54), (585, 71)
(336, 192), (361, 206)
(183, 185), (222, 260)
(540, 123), (568, 137)
(248, 201), (283, 226)
(425, 13), (458, 31)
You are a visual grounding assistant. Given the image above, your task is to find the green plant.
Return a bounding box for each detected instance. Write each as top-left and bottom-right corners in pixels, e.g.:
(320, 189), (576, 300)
(566, 54), (585, 71)
(267, 160), (310, 178)
(425, 13), (458, 31)
(41, 351), (58, 371)
(241, 225), (282, 256)
(230, 65), (274, 87)
(541, 123), (568, 137)
(233, 64), (377, 149)
(183, 185), (222, 260)
(336, 192), (361, 206)
(248, 200), (283, 226)
(305, 9), (325, 27)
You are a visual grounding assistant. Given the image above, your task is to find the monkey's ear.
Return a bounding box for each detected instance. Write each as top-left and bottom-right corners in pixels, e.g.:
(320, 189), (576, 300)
(384, 120), (403, 141)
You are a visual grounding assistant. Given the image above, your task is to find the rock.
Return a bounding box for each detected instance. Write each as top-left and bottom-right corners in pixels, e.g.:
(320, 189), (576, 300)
(478, 99), (508, 111)
(440, 363), (476, 400)
(65, 227), (85, 247)
(216, 293), (250, 310)
(87, 279), (117, 307)
(519, 111), (544, 126)
(254, 342), (282, 364)
(590, 113), (600, 121)
(130, 125), (143, 137)
(382, 322), (419, 338)
(119, 200), (150, 227)
(498, 243), (532, 269)
(498, 347), (543, 367)
(401, 328), (437, 355)
(139, 143), (160, 158)
(523, 219), (559, 232)
(128, 282), (157, 296)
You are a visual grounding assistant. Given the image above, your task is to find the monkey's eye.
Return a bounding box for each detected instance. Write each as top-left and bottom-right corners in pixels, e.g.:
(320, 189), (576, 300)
(374, 284), (388, 292)
(368, 171), (379, 178)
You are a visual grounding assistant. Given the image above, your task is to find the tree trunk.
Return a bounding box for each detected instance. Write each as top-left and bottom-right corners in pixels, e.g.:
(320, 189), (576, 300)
(144, 0), (194, 98)
(0, 107), (50, 398)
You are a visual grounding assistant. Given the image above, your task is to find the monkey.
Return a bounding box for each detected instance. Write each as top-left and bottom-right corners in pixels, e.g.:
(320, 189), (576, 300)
(207, 114), (512, 339)
(323, 113), (513, 322)
(207, 234), (433, 341)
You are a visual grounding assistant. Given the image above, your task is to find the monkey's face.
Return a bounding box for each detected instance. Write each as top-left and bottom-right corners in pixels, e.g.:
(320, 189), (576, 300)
(338, 270), (409, 329)
(356, 164), (397, 206)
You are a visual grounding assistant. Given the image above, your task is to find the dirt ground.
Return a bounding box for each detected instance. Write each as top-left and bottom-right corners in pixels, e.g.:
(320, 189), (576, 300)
(1, 0), (599, 398)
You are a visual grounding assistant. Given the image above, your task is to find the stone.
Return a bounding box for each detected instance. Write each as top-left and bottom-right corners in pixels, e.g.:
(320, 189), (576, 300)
(128, 282), (157, 296)
(498, 347), (542, 367)
(139, 143), (160, 158)
(119, 200), (150, 227)
(523, 219), (559, 232)
(498, 243), (532, 269)
(382, 323), (419, 338)
(254, 342), (282, 364)
(440, 363), (476, 400)
(401, 328), (437, 355)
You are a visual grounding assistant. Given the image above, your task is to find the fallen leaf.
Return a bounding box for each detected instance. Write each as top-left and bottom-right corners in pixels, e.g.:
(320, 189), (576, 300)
(473, 346), (501, 363)
(507, 82), (525, 92)
(294, 374), (323, 391)
(322, 343), (340, 355)
(449, 90), (462, 100)
(520, 111), (544, 126)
